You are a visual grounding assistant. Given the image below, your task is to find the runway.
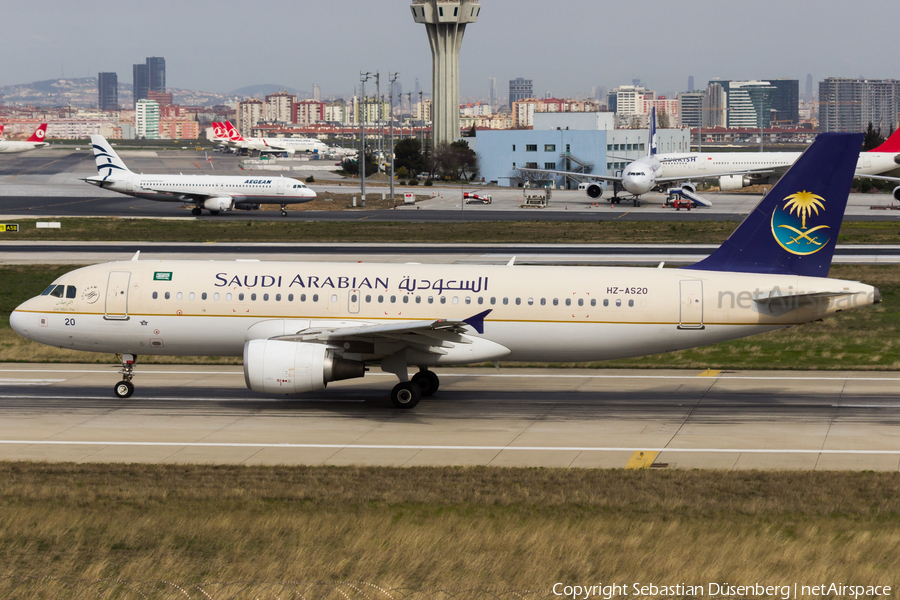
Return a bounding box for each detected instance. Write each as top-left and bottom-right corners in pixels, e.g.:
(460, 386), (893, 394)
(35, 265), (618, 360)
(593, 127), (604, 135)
(2, 364), (900, 470)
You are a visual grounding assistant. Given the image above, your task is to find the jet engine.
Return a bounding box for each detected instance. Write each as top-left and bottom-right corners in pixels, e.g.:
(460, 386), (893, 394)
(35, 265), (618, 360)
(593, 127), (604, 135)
(583, 183), (603, 199)
(243, 339), (365, 395)
(718, 175), (750, 192)
(203, 197), (235, 212)
(894, 186), (900, 202)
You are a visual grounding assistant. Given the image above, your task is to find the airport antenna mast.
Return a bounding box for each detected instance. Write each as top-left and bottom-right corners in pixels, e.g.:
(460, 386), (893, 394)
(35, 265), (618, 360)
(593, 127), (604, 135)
(410, 0), (480, 148)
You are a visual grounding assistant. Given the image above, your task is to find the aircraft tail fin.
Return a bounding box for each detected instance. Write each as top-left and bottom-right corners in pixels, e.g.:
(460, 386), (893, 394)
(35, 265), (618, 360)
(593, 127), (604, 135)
(26, 123), (47, 143)
(90, 135), (132, 180)
(211, 122), (229, 142)
(0, 124), (5, 140)
(224, 122), (245, 142)
(688, 132), (863, 278)
(869, 127), (900, 153)
(648, 107), (658, 156)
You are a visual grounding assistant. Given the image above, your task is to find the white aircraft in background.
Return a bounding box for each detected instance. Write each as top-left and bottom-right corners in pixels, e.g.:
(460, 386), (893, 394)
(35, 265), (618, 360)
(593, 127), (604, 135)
(530, 109), (900, 206)
(84, 135), (316, 216)
(14, 133), (880, 408)
(0, 124), (48, 154)
(214, 121), (328, 156)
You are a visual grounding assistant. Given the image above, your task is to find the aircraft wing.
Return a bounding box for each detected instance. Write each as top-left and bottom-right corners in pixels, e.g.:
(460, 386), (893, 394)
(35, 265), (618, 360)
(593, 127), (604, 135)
(518, 168), (623, 183)
(280, 310), (492, 343)
(139, 185), (234, 203)
(655, 168), (775, 184)
(856, 173), (900, 182)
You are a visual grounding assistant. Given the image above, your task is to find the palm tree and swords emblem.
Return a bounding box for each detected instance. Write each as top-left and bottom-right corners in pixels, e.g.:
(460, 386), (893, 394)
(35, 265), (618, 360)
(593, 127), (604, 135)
(771, 190), (830, 255)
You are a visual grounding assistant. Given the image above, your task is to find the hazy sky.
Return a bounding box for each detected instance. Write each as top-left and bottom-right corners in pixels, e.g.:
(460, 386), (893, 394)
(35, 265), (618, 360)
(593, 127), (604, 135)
(3, 0), (898, 99)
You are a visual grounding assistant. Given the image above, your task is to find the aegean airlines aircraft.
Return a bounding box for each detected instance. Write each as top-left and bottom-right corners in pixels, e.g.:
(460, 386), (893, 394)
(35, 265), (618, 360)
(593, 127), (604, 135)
(13, 133), (879, 408)
(532, 109), (900, 204)
(84, 135), (316, 216)
(0, 124), (48, 153)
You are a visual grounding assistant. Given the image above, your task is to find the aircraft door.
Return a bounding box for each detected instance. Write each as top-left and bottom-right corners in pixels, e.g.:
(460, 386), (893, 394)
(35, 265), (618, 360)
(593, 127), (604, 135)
(348, 289), (360, 314)
(276, 178), (285, 195)
(125, 177), (134, 192)
(678, 280), (704, 329)
(105, 271), (131, 320)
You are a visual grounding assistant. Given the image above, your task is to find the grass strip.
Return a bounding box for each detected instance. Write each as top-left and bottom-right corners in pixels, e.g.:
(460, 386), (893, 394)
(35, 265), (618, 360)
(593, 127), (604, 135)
(0, 264), (897, 370)
(2, 217), (900, 244)
(0, 463), (898, 589)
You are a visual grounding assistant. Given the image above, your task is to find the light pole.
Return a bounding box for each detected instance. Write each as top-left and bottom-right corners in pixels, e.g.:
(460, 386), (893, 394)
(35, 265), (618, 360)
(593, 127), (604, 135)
(418, 90), (424, 155)
(360, 71), (372, 206)
(375, 72), (381, 170)
(389, 72), (399, 203)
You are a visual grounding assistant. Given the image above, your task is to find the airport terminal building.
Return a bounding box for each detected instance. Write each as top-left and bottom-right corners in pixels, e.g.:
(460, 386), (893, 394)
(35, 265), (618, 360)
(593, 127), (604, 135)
(475, 112), (690, 188)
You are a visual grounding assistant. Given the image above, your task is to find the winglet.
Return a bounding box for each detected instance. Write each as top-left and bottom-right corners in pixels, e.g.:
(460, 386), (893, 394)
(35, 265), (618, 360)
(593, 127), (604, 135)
(463, 309), (492, 334)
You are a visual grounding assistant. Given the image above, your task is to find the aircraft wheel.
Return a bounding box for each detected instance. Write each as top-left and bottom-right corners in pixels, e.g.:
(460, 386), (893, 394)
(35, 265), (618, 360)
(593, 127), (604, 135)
(412, 370), (440, 397)
(391, 381), (421, 409)
(114, 380), (134, 399)
(191, 207), (201, 216)
(209, 210), (220, 215)
(281, 210), (287, 217)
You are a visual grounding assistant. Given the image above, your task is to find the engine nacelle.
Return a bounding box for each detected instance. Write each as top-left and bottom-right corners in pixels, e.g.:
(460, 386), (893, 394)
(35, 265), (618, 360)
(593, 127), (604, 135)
(578, 182), (603, 198)
(243, 340), (365, 395)
(718, 175), (749, 192)
(203, 197), (235, 212)
(894, 186), (900, 202)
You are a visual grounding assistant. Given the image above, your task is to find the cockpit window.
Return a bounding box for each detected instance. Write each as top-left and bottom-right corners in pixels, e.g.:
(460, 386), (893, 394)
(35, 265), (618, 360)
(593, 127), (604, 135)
(41, 285), (56, 296)
(48, 285), (64, 298)
(66, 286), (77, 299)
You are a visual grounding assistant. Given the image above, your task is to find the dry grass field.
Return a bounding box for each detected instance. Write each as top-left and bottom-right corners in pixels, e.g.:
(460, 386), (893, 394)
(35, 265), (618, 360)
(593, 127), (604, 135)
(0, 463), (898, 595)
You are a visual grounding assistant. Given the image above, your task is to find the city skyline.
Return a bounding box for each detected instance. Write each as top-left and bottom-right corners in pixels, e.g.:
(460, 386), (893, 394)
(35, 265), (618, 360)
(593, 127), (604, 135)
(1, 0), (898, 101)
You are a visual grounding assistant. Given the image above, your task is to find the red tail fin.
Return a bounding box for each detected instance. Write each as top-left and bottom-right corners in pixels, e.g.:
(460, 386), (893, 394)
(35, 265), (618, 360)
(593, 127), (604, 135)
(870, 128), (900, 153)
(0, 124), (5, 139)
(26, 123), (47, 143)
(224, 121), (245, 141)
(212, 122), (227, 139)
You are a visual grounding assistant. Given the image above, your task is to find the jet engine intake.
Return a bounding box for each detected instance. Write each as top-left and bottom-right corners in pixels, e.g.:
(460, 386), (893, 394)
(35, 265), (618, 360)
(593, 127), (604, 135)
(203, 197), (235, 212)
(243, 339), (365, 394)
(584, 183), (603, 199)
(894, 186), (900, 202)
(718, 175), (749, 192)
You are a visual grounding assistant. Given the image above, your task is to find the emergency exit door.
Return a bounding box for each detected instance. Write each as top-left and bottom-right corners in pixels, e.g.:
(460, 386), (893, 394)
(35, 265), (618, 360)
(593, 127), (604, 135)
(105, 271), (131, 320)
(679, 280), (704, 329)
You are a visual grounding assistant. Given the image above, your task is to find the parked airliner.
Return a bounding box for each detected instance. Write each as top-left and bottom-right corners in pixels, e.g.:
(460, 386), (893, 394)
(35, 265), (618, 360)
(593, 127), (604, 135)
(84, 135), (316, 216)
(216, 121), (328, 155)
(14, 134), (879, 408)
(0, 124), (48, 153)
(532, 109), (900, 205)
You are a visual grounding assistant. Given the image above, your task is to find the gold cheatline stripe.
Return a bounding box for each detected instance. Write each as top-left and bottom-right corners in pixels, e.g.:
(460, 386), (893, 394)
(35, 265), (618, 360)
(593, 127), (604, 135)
(14, 310), (806, 327)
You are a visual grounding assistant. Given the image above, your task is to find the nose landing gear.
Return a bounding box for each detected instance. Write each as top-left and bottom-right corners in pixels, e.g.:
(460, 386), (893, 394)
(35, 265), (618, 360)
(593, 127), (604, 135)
(114, 353), (137, 399)
(280, 203), (288, 217)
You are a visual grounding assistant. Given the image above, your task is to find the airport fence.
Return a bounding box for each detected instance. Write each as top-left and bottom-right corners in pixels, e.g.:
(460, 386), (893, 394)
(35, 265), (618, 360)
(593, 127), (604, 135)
(0, 577), (547, 599)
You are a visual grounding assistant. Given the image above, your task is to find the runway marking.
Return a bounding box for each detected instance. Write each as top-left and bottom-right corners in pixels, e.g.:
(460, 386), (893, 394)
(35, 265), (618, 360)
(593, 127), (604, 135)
(625, 451), (659, 469)
(0, 379), (65, 386)
(834, 404), (900, 408)
(698, 369), (722, 377)
(1, 440), (899, 454)
(0, 395), (364, 403)
(1, 369), (900, 383)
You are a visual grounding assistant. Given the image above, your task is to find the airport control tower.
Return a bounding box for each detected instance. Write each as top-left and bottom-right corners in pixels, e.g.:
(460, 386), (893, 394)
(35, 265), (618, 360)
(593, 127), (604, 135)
(410, 0), (480, 148)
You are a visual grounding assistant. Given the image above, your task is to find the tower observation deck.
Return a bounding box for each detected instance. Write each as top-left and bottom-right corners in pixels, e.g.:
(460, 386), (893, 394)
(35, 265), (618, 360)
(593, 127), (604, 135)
(410, 0), (480, 148)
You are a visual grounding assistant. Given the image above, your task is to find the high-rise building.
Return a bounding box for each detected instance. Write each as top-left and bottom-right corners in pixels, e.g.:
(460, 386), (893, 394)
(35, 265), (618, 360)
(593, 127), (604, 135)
(509, 77), (533, 108)
(391, 80), (403, 108)
(135, 99), (160, 139)
(677, 91), (703, 127)
(132, 63), (149, 106)
(488, 77), (497, 109)
(98, 72), (118, 111)
(805, 74), (813, 102)
(239, 99), (264, 134)
(147, 57), (166, 93)
(710, 79), (799, 128)
(147, 91), (173, 106)
(265, 91), (296, 123)
(312, 84), (321, 102)
(818, 77), (900, 132)
(688, 76), (695, 92)
(702, 82), (727, 128)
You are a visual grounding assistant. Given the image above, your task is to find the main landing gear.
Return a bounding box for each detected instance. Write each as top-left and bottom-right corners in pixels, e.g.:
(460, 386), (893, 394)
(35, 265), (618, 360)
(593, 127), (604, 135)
(114, 353), (136, 399)
(191, 207), (201, 216)
(390, 368), (440, 409)
(280, 203), (288, 217)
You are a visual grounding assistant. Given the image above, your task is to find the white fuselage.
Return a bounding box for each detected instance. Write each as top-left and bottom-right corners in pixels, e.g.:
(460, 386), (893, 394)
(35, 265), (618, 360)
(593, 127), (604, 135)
(11, 260), (877, 364)
(618, 150), (900, 196)
(0, 140), (49, 154)
(230, 136), (328, 155)
(85, 174), (317, 206)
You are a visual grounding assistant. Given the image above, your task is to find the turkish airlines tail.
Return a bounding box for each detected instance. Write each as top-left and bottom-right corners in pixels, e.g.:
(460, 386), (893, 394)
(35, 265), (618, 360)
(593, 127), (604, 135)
(26, 124), (48, 143)
(223, 122), (246, 142)
(0, 124), (5, 139)
(869, 128), (900, 153)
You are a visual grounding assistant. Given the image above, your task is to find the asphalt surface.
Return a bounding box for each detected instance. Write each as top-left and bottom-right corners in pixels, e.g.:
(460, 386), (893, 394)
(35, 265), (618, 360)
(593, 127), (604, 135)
(2, 365), (900, 470)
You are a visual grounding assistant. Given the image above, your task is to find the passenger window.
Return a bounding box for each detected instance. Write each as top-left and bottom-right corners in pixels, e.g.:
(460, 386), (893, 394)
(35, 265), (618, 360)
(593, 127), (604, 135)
(428, 296), (434, 304)
(301, 294), (307, 301)
(515, 298), (521, 305)
(226, 293), (232, 301)
(152, 292), (158, 300)
(452, 297), (458, 305)
(165, 292), (171, 300)
(402, 296), (409, 303)
(66, 286), (77, 299)
(378, 295), (384, 303)
(502, 298), (508, 305)
(251, 293), (257, 301)
(591, 299), (596, 307)
(177, 292), (183, 300)
(313, 294), (319, 302)
(477, 297), (483, 305)
(578, 299), (584, 307)
(365, 295), (371, 302)
(351, 294), (358, 302)
(490, 297), (496, 305)
(189, 292), (195, 300)
(553, 298), (558, 306)
(202, 292), (207, 300)
(287, 294), (293, 301)
(527, 298), (533, 306)
(540, 298), (546, 306)
(49, 285), (64, 298)
(214, 292), (220, 300)
(565, 298), (571, 306)
(276, 294), (281, 301)
(616, 299), (622, 307)
(440, 296), (447, 304)
(465, 297), (471, 304)
(331, 294), (338, 303)
(390, 295), (396, 303)
(628, 299), (634, 307)
(416, 296), (421, 303)
(263, 294), (269, 301)
(239, 293), (245, 301)
(603, 299), (609, 307)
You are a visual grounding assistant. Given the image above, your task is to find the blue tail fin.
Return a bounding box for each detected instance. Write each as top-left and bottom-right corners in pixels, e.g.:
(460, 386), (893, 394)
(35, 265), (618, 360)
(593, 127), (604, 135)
(688, 132), (863, 278)
(648, 107), (657, 156)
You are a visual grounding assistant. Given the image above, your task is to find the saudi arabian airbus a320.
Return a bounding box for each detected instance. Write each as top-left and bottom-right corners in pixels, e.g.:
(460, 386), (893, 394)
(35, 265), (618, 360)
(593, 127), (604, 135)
(12, 133), (880, 408)
(84, 135), (317, 216)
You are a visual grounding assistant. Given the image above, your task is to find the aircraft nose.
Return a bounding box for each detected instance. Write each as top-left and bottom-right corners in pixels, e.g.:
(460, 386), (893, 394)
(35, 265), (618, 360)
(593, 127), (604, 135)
(9, 306), (29, 337)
